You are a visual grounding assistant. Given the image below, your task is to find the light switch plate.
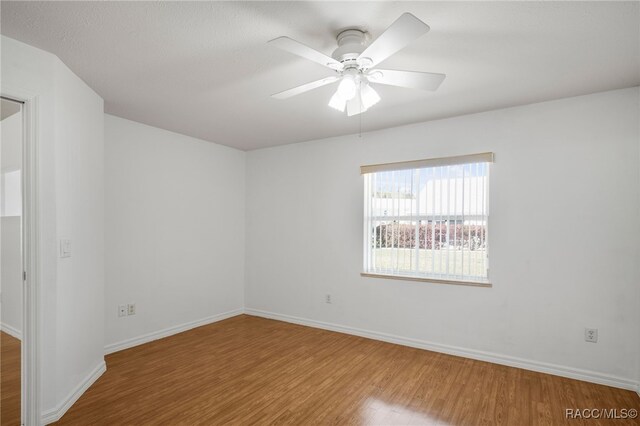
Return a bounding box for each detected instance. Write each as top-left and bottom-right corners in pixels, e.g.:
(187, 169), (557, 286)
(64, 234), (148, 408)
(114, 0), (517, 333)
(59, 238), (71, 258)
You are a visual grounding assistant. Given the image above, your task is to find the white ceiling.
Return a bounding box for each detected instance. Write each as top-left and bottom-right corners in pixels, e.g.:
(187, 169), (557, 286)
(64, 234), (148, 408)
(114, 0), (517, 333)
(2, 1), (638, 151)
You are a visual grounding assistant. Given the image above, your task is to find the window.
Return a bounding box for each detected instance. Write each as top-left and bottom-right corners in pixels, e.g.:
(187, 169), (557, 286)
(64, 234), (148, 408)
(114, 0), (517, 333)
(361, 153), (493, 285)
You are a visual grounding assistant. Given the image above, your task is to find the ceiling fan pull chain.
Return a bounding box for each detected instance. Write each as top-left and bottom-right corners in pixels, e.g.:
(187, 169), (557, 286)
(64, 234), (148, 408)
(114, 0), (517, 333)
(359, 81), (363, 138)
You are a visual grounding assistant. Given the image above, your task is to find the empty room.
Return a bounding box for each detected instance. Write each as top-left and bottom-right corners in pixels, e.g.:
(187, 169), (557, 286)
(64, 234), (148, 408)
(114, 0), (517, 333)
(0, 1), (639, 425)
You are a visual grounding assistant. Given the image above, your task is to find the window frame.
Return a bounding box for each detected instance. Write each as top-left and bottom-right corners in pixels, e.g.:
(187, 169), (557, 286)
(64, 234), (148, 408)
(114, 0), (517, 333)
(361, 153), (493, 287)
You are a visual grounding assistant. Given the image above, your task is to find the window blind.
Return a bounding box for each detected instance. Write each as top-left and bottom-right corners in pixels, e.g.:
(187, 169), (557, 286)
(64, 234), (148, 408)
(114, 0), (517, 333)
(362, 153), (493, 283)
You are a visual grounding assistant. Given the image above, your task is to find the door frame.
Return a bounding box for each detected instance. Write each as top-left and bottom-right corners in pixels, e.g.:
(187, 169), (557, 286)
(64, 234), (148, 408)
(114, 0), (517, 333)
(1, 89), (41, 426)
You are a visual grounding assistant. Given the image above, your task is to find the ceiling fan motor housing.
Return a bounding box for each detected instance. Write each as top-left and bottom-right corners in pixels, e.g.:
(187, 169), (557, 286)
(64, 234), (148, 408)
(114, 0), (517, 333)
(332, 29), (370, 68)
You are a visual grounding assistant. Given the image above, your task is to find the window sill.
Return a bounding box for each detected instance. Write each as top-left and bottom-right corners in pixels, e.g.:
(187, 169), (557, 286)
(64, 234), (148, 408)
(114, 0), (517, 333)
(360, 272), (492, 288)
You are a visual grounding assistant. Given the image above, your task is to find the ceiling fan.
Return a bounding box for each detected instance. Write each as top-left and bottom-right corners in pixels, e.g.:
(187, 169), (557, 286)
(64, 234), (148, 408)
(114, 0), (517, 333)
(268, 13), (446, 116)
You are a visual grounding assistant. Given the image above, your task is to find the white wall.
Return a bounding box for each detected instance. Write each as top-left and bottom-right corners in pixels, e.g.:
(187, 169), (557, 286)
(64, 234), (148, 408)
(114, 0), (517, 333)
(1, 110), (22, 174)
(53, 51), (105, 418)
(1, 111), (23, 217)
(104, 115), (245, 349)
(1, 216), (22, 336)
(1, 35), (105, 419)
(1, 110), (23, 337)
(246, 87), (640, 389)
(1, 170), (22, 217)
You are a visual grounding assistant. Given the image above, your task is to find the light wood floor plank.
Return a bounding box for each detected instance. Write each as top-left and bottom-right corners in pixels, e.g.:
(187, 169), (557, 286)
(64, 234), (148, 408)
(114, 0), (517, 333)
(1, 331), (21, 426)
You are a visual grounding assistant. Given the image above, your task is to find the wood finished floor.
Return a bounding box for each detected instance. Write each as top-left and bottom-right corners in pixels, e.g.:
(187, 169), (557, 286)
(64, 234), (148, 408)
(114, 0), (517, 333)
(55, 315), (639, 425)
(1, 331), (21, 426)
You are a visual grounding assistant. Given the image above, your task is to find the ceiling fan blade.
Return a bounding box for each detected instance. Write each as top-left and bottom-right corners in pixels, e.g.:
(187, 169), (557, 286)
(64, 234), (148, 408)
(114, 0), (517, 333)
(271, 76), (340, 99)
(369, 69), (445, 91)
(358, 13), (430, 68)
(268, 36), (344, 70)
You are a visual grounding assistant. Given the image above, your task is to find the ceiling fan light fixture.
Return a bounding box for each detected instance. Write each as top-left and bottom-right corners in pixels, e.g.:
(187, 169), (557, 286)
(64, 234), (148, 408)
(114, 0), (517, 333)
(336, 75), (357, 100)
(328, 91), (347, 112)
(360, 83), (381, 110)
(346, 95), (367, 117)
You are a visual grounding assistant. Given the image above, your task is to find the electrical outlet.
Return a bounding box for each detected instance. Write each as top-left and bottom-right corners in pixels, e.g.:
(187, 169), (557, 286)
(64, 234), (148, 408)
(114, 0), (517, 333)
(118, 305), (127, 317)
(325, 294), (332, 304)
(585, 328), (598, 343)
(127, 303), (136, 316)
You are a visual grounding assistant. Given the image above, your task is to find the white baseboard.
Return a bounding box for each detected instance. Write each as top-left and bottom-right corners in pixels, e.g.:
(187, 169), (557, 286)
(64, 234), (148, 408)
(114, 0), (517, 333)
(104, 308), (244, 355)
(245, 308), (639, 392)
(42, 360), (106, 425)
(0, 322), (22, 340)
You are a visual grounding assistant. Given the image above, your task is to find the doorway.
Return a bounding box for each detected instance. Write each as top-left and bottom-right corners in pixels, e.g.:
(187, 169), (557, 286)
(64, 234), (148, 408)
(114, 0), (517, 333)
(1, 97), (24, 425)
